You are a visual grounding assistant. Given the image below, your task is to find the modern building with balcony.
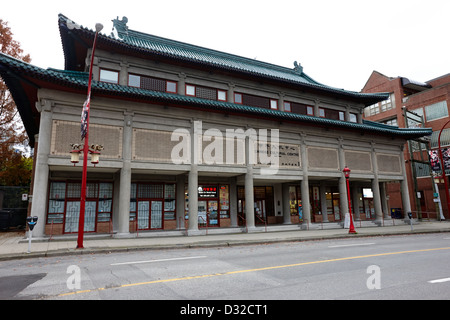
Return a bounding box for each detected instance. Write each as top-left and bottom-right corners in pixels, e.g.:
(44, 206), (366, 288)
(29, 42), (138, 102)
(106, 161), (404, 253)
(362, 70), (450, 220)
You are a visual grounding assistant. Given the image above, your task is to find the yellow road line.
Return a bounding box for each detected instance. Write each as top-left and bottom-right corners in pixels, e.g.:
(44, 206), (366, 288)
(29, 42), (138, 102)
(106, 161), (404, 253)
(58, 246), (450, 297)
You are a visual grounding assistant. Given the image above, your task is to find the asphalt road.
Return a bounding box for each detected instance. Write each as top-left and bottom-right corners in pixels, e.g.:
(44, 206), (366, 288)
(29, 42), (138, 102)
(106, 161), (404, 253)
(1, 233), (449, 305)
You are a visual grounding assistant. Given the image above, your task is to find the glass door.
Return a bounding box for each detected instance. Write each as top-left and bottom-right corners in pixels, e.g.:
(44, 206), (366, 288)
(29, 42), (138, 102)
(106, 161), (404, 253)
(137, 201), (150, 229)
(65, 201), (96, 233)
(137, 200), (163, 230)
(198, 200), (207, 226)
(150, 201), (163, 229)
(255, 200), (266, 224)
(208, 200), (218, 227)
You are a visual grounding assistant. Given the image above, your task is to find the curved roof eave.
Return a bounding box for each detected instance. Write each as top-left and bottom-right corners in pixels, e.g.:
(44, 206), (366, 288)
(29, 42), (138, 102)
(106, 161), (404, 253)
(58, 14), (389, 107)
(0, 52), (432, 141)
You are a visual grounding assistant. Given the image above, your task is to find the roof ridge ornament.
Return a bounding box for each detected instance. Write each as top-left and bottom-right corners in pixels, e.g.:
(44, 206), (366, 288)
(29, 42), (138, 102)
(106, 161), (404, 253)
(293, 61), (303, 75)
(66, 19), (81, 30)
(111, 16), (128, 38)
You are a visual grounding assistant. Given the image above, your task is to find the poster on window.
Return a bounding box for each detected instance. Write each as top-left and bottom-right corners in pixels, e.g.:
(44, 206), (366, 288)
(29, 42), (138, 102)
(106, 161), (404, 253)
(429, 148), (450, 173)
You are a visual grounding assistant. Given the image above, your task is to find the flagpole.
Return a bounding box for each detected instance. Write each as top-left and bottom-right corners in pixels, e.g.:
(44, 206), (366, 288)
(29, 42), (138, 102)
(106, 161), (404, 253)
(77, 23), (103, 249)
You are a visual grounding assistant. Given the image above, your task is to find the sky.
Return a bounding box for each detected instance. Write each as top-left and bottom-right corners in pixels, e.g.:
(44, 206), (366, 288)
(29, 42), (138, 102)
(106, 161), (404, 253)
(2, 0), (449, 92)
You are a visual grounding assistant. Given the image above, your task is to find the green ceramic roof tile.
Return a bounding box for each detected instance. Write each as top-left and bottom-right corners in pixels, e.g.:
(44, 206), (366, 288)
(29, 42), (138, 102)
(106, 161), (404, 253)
(57, 14), (389, 105)
(0, 50), (432, 140)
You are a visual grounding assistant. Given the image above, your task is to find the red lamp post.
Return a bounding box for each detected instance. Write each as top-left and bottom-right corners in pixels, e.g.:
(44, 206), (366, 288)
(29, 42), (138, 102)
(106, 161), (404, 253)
(343, 166), (357, 234)
(77, 23), (103, 249)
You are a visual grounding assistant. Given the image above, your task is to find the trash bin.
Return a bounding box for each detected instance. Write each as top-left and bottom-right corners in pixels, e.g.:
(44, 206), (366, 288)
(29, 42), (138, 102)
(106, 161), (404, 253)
(391, 208), (402, 219)
(0, 210), (12, 231)
(10, 208), (27, 228)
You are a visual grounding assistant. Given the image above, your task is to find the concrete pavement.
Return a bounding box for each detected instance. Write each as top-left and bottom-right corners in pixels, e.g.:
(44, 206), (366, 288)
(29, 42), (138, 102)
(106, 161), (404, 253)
(1, 220), (450, 261)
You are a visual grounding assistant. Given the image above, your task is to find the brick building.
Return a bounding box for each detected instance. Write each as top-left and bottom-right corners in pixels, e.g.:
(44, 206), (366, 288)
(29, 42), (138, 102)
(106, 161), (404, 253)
(362, 71), (450, 219)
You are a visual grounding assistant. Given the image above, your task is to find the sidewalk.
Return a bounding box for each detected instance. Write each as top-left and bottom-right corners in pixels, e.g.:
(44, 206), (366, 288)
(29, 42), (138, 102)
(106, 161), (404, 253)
(1, 221), (450, 261)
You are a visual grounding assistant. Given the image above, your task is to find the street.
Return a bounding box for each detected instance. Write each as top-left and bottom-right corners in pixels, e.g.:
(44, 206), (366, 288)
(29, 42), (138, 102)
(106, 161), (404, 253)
(1, 233), (449, 305)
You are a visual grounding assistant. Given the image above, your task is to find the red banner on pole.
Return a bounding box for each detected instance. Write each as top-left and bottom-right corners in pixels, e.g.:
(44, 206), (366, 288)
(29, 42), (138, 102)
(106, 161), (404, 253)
(81, 95), (90, 140)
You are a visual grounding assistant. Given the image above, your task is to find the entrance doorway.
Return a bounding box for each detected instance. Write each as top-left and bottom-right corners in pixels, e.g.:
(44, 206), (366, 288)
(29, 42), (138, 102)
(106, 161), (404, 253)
(137, 200), (163, 230)
(198, 200), (219, 227)
(237, 186), (274, 225)
(254, 200), (266, 224)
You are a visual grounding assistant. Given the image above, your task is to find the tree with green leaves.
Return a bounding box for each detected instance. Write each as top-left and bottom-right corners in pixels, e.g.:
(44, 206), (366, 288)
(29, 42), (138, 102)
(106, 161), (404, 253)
(0, 19), (32, 186)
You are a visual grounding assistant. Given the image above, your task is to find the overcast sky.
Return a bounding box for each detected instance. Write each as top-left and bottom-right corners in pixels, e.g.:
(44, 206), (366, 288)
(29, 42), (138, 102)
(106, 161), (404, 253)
(2, 0), (449, 92)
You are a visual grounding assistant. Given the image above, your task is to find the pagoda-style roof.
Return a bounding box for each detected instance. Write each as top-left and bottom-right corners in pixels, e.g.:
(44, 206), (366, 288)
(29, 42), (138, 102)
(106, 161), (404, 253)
(0, 51), (432, 146)
(58, 14), (389, 107)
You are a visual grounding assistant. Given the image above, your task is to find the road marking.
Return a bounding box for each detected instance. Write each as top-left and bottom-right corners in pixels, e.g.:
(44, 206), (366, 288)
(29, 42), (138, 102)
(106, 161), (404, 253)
(328, 242), (375, 248)
(428, 277), (450, 284)
(58, 246), (450, 297)
(110, 256), (207, 266)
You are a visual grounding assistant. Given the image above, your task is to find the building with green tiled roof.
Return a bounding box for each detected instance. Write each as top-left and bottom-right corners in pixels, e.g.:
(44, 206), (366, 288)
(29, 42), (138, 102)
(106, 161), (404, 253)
(0, 14), (431, 238)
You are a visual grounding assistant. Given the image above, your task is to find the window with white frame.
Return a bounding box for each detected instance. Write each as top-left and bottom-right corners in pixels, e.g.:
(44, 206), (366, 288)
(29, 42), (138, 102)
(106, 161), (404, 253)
(100, 69), (119, 84)
(128, 74), (177, 93)
(284, 102), (291, 112)
(270, 99), (278, 110)
(186, 84), (227, 101)
(349, 113), (357, 123)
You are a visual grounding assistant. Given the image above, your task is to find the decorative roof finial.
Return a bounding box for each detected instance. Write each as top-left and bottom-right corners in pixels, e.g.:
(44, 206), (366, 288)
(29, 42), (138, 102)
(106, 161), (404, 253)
(111, 16), (129, 38)
(293, 61), (303, 74)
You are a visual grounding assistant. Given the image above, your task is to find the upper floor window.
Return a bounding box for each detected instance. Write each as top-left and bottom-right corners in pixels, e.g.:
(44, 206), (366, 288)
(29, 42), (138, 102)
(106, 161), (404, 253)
(233, 92), (278, 110)
(285, 101), (314, 116)
(319, 107), (343, 121)
(129, 74), (177, 93)
(186, 84), (227, 101)
(365, 93), (395, 116)
(382, 117), (398, 126)
(349, 113), (358, 123)
(234, 93), (243, 104)
(284, 102), (291, 112)
(270, 99), (278, 110)
(425, 101), (448, 122)
(100, 69), (119, 84)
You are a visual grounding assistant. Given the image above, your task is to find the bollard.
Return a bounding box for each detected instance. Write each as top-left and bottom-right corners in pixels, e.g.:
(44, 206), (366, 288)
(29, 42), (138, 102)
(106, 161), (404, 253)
(26, 216), (38, 253)
(407, 211), (413, 231)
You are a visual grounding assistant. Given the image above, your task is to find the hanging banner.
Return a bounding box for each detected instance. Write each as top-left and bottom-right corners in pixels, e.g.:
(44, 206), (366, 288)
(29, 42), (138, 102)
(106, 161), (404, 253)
(80, 95), (90, 140)
(429, 148), (450, 173)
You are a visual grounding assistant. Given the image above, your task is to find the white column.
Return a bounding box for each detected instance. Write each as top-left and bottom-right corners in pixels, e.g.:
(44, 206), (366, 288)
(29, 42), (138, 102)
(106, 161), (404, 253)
(187, 121), (200, 235)
(282, 183), (291, 224)
(245, 135), (255, 231)
(230, 177), (238, 227)
(371, 143), (383, 224)
(116, 112), (133, 237)
(176, 174), (186, 230)
(400, 147), (412, 220)
(30, 99), (53, 238)
(300, 134), (311, 228)
(320, 182), (329, 222)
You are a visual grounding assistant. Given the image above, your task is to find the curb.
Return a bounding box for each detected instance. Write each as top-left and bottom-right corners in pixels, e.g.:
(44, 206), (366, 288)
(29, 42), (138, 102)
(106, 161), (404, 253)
(1, 227), (449, 262)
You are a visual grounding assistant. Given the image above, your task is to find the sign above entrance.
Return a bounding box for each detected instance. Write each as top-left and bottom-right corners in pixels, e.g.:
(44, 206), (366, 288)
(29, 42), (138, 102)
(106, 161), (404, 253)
(198, 185), (218, 198)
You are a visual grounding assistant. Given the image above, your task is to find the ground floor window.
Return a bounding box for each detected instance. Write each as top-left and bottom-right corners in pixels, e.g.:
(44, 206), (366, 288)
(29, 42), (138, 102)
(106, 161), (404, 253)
(325, 187), (341, 221)
(360, 188), (374, 220)
(184, 184), (230, 227)
(47, 181), (113, 233)
(129, 182), (176, 230)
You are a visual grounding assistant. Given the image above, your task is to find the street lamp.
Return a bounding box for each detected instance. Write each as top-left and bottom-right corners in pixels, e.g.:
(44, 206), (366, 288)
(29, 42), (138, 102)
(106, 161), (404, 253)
(76, 22), (103, 249)
(343, 166), (357, 234)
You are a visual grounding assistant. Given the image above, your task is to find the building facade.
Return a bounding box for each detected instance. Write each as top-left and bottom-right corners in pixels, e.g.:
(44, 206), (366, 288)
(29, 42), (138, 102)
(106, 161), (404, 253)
(362, 71), (450, 219)
(0, 15), (431, 238)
